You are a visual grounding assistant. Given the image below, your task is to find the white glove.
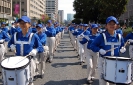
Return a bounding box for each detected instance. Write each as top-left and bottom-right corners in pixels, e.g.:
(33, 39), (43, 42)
(72, 30), (74, 33)
(0, 39), (4, 43)
(29, 49), (37, 57)
(99, 49), (106, 55)
(84, 35), (90, 41)
(128, 39), (133, 43)
(43, 27), (47, 32)
(10, 44), (16, 51)
(120, 47), (126, 53)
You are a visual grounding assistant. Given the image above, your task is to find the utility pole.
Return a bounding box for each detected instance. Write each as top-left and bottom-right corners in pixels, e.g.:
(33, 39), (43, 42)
(19, 0), (21, 18)
(3, 0), (4, 21)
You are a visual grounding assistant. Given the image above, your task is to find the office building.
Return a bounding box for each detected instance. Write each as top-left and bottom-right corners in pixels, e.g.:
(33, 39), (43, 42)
(46, 0), (58, 21)
(67, 13), (74, 21)
(58, 10), (64, 23)
(12, 0), (46, 22)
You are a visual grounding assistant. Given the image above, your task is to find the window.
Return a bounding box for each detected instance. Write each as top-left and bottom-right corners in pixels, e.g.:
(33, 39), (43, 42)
(22, 2), (24, 4)
(13, 1), (15, 4)
(17, 1), (19, 4)
(22, 8), (24, 11)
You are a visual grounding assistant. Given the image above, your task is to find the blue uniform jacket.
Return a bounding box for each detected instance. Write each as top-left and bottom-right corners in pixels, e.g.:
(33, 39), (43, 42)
(8, 29), (44, 56)
(36, 32), (47, 46)
(90, 31), (124, 57)
(80, 33), (100, 49)
(1, 27), (8, 33)
(116, 28), (123, 35)
(124, 32), (133, 45)
(0, 30), (10, 42)
(9, 26), (16, 36)
(45, 26), (56, 37)
(31, 27), (37, 33)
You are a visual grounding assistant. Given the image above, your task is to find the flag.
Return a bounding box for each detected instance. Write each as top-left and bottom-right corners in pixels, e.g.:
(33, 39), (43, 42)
(14, 4), (20, 14)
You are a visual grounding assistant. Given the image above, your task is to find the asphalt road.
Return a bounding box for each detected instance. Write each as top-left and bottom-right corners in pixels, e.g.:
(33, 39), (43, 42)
(1, 31), (133, 85)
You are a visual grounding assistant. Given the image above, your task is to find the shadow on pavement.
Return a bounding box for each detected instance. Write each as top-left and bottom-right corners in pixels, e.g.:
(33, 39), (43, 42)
(44, 78), (88, 85)
(51, 62), (79, 68)
(54, 56), (78, 59)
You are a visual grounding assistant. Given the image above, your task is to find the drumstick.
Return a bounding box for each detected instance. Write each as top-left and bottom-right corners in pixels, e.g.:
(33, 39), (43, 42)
(124, 41), (128, 48)
(14, 54), (31, 65)
(106, 47), (118, 52)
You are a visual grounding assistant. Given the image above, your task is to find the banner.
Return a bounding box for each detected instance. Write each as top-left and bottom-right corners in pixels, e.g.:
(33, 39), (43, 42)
(14, 4), (20, 14)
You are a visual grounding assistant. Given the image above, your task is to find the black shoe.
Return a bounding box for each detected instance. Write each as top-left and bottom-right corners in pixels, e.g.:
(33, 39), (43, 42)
(46, 57), (50, 62)
(87, 80), (93, 84)
(79, 62), (82, 65)
(40, 74), (44, 79)
(33, 76), (38, 81)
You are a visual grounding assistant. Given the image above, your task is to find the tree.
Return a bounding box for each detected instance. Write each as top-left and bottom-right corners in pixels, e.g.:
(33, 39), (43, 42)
(72, 18), (81, 24)
(73, 0), (129, 23)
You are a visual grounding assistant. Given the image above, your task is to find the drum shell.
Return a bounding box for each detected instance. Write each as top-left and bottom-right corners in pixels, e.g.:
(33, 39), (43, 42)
(2, 64), (30, 85)
(103, 56), (132, 84)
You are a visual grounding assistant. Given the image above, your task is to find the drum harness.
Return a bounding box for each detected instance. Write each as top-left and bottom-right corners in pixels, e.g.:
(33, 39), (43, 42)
(14, 32), (34, 84)
(102, 33), (121, 82)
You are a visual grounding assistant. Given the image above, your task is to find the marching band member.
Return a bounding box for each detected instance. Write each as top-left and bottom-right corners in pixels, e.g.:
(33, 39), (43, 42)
(90, 16), (125, 85)
(80, 24), (100, 83)
(68, 23), (75, 42)
(71, 24), (79, 51)
(54, 22), (60, 50)
(0, 28), (10, 73)
(9, 22), (16, 37)
(0, 22), (8, 33)
(61, 26), (65, 39)
(8, 16), (44, 85)
(115, 23), (123, 35)
(31, 23), (37, 33)
(36, 24), (47, 78)
(78, 24), (90, 65)
(124, 29), (133, 79)
(44, 20), (56, 63)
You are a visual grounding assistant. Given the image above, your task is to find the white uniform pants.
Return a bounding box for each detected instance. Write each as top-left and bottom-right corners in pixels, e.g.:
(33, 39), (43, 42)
(71, 35), (76, 50)
(36, 52), (45, 76)
(55, 34), (58, 49)
(61, 30), (64, 39)
(129, 45), (133, 77)
(46, 37), (55, 60)
(98, 57), (115, 85)
(86, 49), (99, 80)
(76, 38), (80, 55)
(79, 43), (85, 62)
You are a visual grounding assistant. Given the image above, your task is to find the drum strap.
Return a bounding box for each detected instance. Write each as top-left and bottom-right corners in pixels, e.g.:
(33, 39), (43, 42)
(14, 32), (34, 56)
(102, 33), (121, 56)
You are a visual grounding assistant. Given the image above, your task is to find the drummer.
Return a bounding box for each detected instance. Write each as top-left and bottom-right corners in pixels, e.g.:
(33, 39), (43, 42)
(8, 16), (44, 85)
(0, 27), (10, 73)
(124, 28), (133, 79)
(90, 16), (125, 85)
(35, 24), (47, 79)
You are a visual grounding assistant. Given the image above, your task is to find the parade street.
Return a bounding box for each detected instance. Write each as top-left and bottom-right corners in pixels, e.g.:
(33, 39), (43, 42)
(1, 31), (132, 85)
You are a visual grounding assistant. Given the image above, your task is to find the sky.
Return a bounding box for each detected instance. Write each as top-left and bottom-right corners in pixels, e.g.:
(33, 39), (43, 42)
(58, 0), (75, 20)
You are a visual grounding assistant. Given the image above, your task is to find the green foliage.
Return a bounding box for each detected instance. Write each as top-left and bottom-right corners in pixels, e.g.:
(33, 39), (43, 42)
(72, 18), (81, 24)
(73, 0), (129, 23)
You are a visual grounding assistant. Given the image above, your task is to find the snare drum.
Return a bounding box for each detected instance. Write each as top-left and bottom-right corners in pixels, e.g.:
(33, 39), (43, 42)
(1, 56), (31, 85)
(103, 56), (132, 84)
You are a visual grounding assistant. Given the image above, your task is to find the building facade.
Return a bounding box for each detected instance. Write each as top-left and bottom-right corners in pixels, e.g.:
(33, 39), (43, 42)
(46, 0), (58, 21)
(12, 0), (46, 22)
(67, 13), (74, 22)
(58, 10), (64, 23)
(119, 0), (133, 23)
(0, 0), (12, 21)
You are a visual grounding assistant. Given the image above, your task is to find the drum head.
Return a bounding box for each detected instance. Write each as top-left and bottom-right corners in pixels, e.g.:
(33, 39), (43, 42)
(1, 56), (30, 70)
(104, 56), (131, 61)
